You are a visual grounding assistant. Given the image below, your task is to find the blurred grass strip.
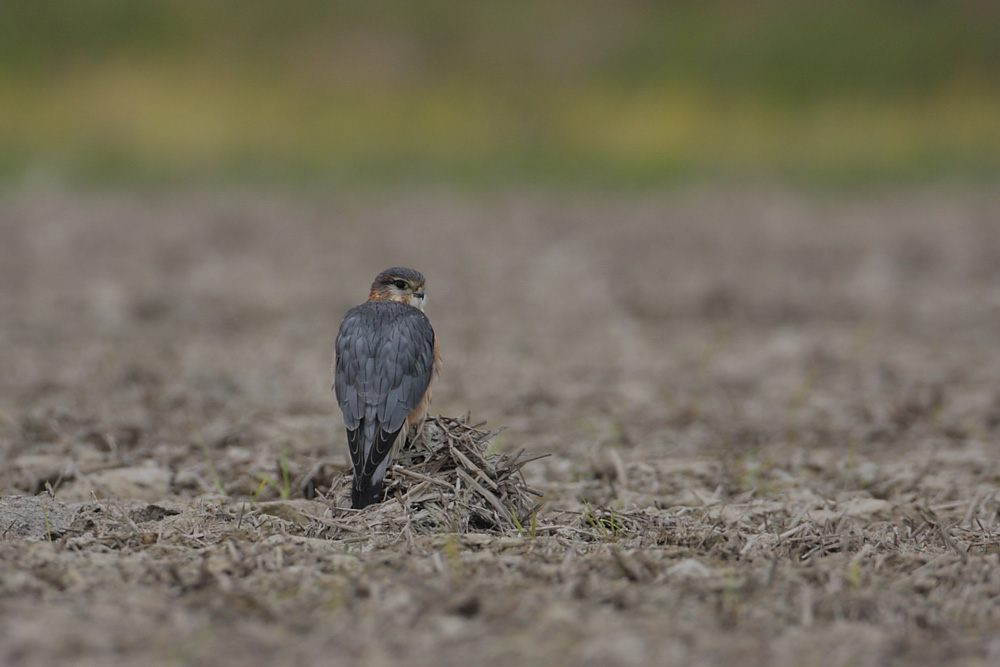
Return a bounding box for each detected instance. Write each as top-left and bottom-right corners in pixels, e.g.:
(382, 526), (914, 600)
(1, 1), (998, 186)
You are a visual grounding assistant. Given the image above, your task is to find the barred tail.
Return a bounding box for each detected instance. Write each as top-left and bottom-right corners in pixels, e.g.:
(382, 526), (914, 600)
(348, 420), (399, 509)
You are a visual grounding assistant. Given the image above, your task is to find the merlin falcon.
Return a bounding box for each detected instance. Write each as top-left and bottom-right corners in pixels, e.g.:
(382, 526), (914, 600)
(333, 267), (440, 509)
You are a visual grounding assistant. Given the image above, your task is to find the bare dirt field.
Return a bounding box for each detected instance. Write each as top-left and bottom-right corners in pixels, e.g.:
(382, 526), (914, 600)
(1, 185), (999, 666)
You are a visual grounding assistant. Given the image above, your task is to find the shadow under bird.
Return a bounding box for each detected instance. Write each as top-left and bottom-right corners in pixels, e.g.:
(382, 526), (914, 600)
(333, 267), (441, 509)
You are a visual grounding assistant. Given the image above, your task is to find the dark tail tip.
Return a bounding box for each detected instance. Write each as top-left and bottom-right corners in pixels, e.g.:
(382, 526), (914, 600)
(351, 479), (385, 509)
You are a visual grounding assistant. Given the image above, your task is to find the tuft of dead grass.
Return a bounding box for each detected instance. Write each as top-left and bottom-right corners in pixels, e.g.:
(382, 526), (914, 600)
(311, 415), (545, 539)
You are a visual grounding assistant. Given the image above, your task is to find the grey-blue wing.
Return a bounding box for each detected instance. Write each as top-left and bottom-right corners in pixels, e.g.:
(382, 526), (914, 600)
(334, 301), (435, 498)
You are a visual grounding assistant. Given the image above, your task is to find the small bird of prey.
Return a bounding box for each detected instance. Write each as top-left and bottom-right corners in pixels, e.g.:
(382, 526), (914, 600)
(333, 267), (441, 509)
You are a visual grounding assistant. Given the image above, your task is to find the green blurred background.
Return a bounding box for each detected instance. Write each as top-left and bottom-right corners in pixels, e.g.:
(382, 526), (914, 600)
(2, 0), (998, 187)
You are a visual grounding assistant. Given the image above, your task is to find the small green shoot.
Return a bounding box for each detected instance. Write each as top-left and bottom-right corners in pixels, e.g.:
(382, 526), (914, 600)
(583, 501), (625, 538)
(512, 511), (538, 538)
(250, 477), (270, 508)
(848, 562), (863, 591)
(250, 446), (292, 503)
(443, 535), (463, 581)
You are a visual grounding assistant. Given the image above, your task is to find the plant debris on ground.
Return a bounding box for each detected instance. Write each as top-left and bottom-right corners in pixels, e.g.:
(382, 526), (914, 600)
(305, 414), (544, 538)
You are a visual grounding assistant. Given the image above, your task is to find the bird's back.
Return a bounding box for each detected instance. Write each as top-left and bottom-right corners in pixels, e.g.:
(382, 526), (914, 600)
(334, 300), (436, 507)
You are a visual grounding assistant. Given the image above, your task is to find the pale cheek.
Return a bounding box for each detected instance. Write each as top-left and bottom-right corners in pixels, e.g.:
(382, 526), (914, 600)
(413, 295), (426, 312)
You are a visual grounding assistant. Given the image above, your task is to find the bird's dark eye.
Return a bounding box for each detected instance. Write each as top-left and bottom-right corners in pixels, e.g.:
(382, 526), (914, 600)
(393, 280), (408, 290)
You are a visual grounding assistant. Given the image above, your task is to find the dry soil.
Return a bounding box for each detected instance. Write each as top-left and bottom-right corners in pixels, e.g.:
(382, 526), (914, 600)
(2, 185), (1000, 666)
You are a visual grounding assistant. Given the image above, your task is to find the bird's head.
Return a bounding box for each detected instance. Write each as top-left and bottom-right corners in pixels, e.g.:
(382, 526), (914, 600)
(368, 267), (427, 311)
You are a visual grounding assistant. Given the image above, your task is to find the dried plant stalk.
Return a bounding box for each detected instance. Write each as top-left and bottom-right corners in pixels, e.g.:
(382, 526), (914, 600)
(323, 415), (544, 537)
